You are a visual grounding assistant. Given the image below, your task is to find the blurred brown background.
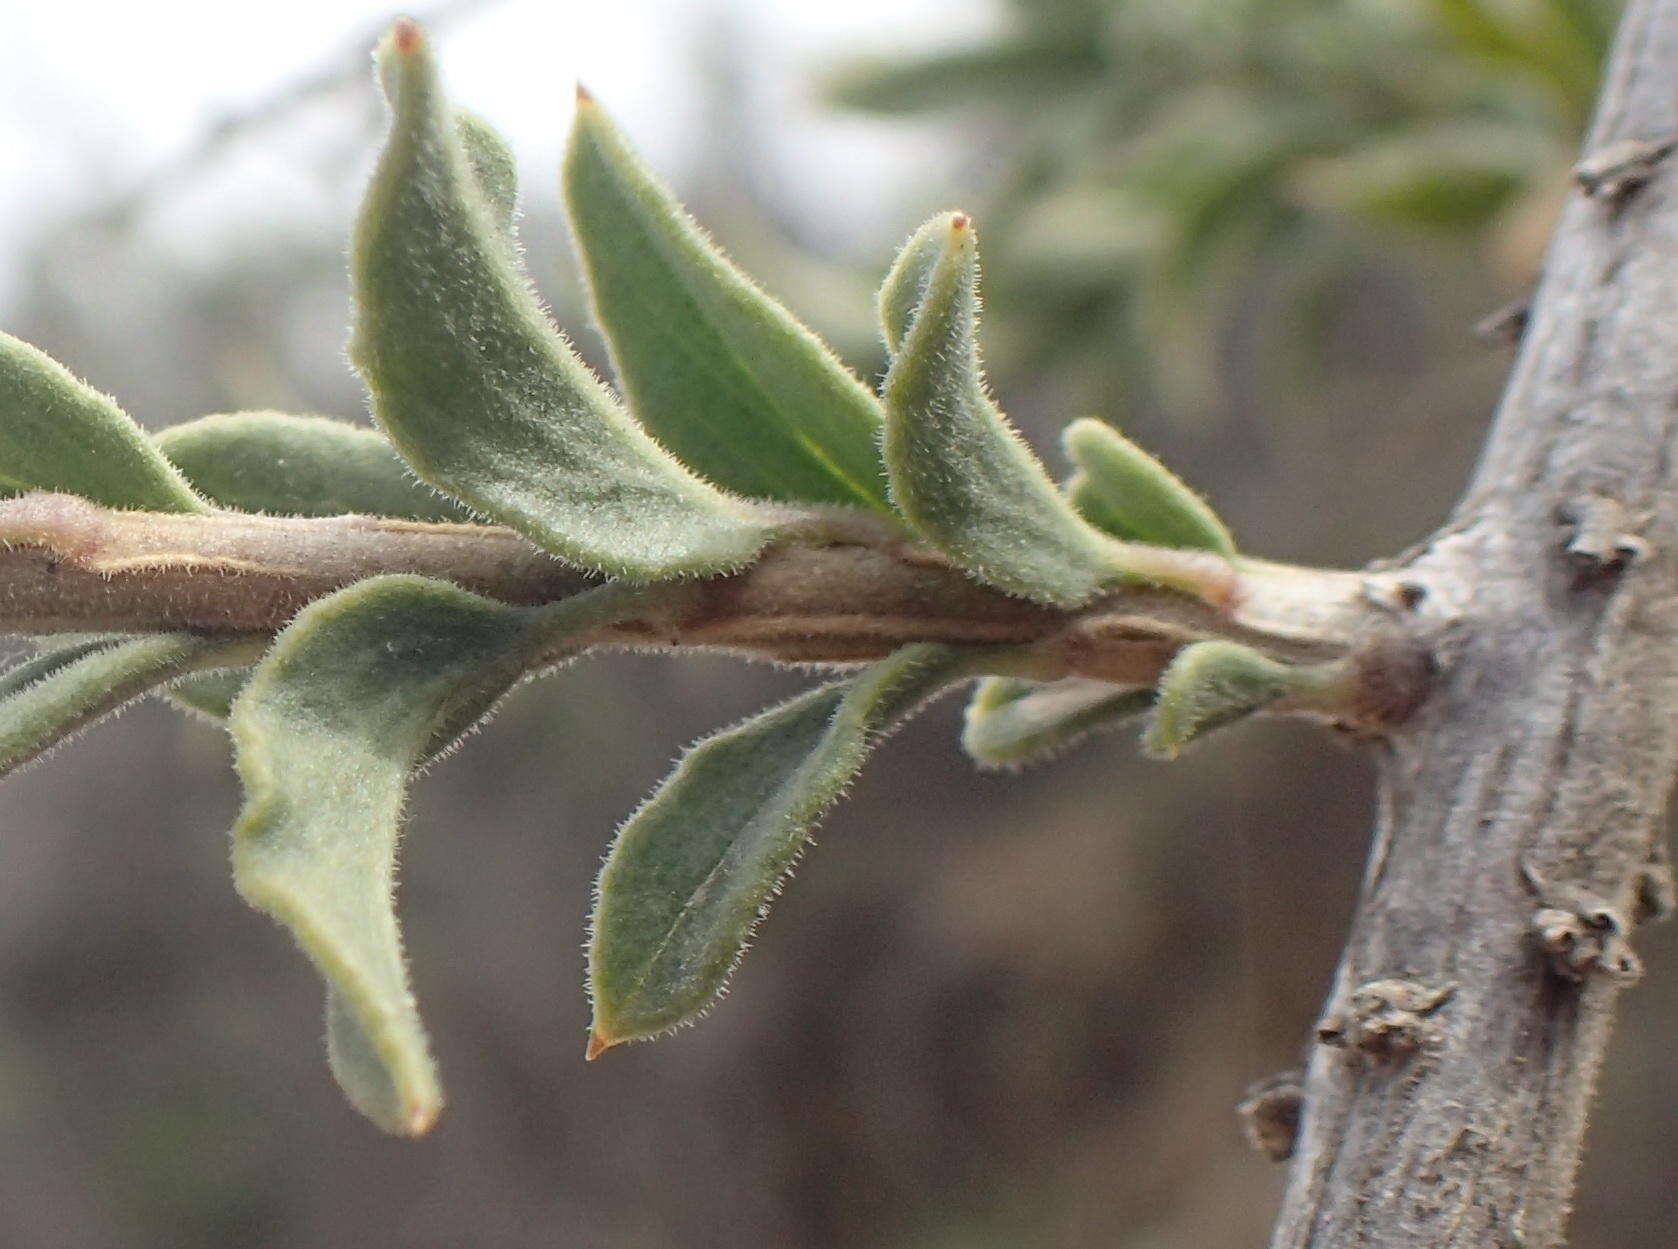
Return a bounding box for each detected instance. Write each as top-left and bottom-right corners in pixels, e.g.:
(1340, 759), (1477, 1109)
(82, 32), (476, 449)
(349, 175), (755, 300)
(1, 0), (1673, 1245)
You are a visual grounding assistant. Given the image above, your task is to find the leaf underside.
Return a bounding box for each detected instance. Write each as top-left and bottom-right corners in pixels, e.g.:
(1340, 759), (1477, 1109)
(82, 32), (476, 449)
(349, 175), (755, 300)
(962, 675), (1155, 768)
(229, 573), (644, 1132)
(1144, 640), (1303, 759)
(0, 634), (256, 779)
(229, 576), (536, 1134)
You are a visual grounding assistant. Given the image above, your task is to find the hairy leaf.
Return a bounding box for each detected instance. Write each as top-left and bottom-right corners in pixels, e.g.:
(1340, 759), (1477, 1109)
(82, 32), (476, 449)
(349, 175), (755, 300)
(456, 110), (518, 239)
(168, 666), (251, 722)
(564, 92), (889, 510)
(881, 214), (1232, 607)
(588, 644), (977, 1054)
(877, 216), (947, 356)
(156, 412), (472, 521)
(1143, 640), (1315, 759)
(158, 411), (477, 719)
(0, 633), (255, 778)
(228, 577), (525, 1134)
(0, 332), (205, 512)
(230, 574), (640, 1132)
(1062, 417), (1235, 555)
(962, 675), (1154, 768)
(351, 20), (774, 580)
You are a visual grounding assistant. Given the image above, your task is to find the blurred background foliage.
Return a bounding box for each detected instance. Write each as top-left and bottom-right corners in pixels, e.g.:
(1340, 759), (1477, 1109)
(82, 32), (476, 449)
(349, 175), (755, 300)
(2, 1), (1675, 1247)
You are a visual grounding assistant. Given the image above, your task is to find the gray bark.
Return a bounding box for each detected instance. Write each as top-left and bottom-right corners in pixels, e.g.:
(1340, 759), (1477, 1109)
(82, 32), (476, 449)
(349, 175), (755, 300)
(1272, 1), (1678, 1244)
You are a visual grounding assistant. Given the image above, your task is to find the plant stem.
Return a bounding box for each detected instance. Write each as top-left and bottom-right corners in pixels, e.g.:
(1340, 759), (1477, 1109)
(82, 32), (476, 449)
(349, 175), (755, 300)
(0, 491), (1377, 689)
(1271, 2), (1678, 1243)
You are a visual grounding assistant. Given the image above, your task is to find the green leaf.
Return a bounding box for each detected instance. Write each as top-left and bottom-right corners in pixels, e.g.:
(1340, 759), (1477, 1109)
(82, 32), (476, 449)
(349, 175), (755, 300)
(227, 578), (524, 1134)
(351, 20), (774, 581)
(824, 35), (1107, 115)
(0, 332), (206, 513)
(877, 216), (947, 357)
(881, 214), (1233, 608)
(157, 409), (482, 722)
(229, 573), (640, 1132)
(564, 92), (890, 510)
(1143, 640), (1325, 759)
(0, 633), (255, 778)
(588, 643), (978, 1054)
(168, 665), (251, 722)
(961, 675), (1154, 768)
(1291, 123), (1534, 233)
(1062, 417), (1235, 555)
(456, 110), (518, 239)
(156, 412), (473, 521)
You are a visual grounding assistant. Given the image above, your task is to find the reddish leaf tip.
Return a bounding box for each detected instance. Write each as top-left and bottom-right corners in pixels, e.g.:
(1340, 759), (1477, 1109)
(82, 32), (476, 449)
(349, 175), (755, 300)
(575, 81), (595, 106)
(949, 212), (970, 231)
(391, 17), (423, 55)
(584, 1030), (614, 1062)
(405, 1099), (441, 1136)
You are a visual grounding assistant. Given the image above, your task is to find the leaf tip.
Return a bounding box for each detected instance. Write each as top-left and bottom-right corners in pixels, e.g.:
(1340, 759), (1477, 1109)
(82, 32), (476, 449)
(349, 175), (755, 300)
(404, 1094), (442, 1136)
(389, 16), (424, 56)
(575, 81), (596, 107)
(585, 1028), (616, 1062)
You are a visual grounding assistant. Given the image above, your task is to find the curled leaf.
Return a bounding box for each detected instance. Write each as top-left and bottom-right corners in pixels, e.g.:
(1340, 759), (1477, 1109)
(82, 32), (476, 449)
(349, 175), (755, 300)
(156, 412), (472, 521)
(230, 578), (524, 1133)
(0, 332), (205, 512)
(588, 644), (979, 1054)
(229, 574), (642, 1133)
(962, 675), (1154, 768)
(881, 214), (1233, 607)
(877, 216), (948, 356)
(456, 110), (518, 239)
(0, 633), (257, 778)
(352, 20), (774, 580)
(1062, 417), (1235, 555)
(564, 92), (889, 510)
(1144, 640), (1333, 759)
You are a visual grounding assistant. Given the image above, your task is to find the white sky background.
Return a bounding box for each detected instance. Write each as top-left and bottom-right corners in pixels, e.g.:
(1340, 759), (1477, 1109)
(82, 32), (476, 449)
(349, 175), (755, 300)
(0, 0), (1001, 314)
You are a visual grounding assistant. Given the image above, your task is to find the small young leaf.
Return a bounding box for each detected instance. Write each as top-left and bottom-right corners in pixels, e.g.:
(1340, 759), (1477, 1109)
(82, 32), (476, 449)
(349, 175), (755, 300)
(1143, 641), (1319, 759)
(156, 412), (472, 521)
(230, 574), (641, 1133)
(0, 633), (256, 778)
(564, 92), (890, 510)
(961, 675), (1154, 768)
(1062, 417), (1235, 555)
(878, 216), (947, 356)
(881, 214), (1233, 607)
(588, 643), (978, 1054)
(0, 332), (206, 513)
(351, 20), (774, 581)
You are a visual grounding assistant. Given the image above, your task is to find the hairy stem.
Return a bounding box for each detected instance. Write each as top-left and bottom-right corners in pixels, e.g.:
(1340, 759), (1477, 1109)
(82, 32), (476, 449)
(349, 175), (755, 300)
(0, 492), (1380, 689)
